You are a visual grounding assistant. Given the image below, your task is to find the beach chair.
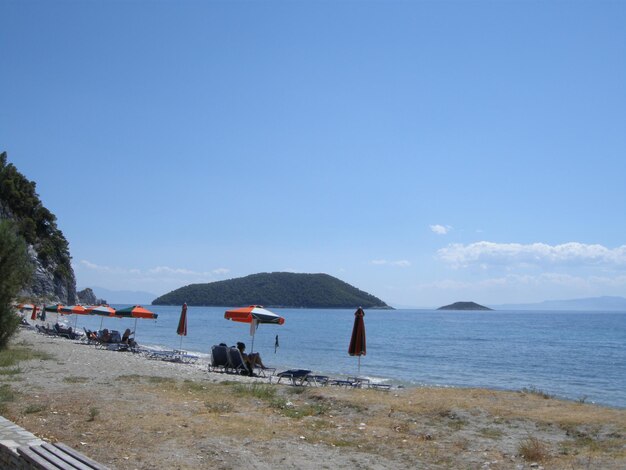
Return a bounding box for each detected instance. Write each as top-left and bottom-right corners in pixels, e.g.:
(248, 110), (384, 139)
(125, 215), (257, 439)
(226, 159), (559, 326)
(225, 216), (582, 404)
(173, 350), (199, 363)
(304, 375), (329, 386)
(275, 369), (312, 386)
(226, 347), (252, 375)
(208, 344), (230, 373)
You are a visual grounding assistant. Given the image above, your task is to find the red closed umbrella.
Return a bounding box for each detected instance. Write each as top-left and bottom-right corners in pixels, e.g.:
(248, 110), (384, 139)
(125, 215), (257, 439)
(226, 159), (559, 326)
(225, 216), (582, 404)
(30, 306), (37, 321)
(176, 303), (188, 351)
(348, 307), (367, 374)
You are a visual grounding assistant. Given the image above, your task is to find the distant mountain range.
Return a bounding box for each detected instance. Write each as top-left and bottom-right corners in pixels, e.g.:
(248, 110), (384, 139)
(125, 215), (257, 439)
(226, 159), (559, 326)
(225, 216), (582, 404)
(83, 287), (158, 305)
(152, 272), (391, 309)
(489, 296), (626, 311)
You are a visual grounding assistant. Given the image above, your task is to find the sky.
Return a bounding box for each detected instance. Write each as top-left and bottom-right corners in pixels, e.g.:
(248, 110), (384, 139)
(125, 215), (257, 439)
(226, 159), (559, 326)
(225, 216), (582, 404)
(1, 1), (625, 307)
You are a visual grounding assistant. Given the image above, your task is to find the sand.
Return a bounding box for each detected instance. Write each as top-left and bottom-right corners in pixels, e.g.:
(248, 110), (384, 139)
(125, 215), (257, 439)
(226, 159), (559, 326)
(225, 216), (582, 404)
(1, 328), (625, 469)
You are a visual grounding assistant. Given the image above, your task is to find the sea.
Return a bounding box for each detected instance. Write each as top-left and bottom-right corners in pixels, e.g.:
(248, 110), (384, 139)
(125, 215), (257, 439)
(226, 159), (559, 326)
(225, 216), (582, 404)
(53, 306), (626, 408)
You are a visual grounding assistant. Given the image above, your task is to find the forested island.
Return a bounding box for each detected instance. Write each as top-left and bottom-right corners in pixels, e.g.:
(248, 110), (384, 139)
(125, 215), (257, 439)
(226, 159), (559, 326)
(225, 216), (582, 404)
(152, 272), (391, 309)
(437, 301), (492, 311)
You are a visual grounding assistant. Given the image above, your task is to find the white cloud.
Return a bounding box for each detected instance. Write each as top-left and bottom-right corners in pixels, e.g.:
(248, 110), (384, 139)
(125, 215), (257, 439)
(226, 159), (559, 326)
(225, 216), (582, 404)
(80, 260), (113, 272)
(370, 259), (411, 267)
(430, 224), (452, 235)
(74, 260), (230, 288)
(438, 241), (626, 268)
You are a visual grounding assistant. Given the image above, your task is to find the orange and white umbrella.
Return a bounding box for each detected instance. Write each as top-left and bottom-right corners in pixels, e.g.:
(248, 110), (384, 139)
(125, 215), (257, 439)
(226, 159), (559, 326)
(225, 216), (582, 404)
(225, 305), (285, 352)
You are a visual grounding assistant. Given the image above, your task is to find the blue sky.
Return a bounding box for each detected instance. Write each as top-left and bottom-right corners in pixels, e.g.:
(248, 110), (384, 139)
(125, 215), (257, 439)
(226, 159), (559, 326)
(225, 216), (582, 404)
(2, 1), (625, 307)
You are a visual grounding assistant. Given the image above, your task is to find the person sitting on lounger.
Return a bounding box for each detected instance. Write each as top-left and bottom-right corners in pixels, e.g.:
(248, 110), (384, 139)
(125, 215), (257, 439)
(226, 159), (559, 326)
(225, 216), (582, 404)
(100, 329), (111, 343)
(121, 328), (136, 347)
(236, 342), (266, 373)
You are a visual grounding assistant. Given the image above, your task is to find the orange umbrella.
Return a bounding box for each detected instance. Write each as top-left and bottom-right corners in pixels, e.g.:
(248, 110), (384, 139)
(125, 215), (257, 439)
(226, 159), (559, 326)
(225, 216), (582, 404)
(115, 305), (157, 319)
(60, 305), (87, 329)
(85, 305), (116, 329)
(348, 307), (367, 374)
(115, 305), (158, 341)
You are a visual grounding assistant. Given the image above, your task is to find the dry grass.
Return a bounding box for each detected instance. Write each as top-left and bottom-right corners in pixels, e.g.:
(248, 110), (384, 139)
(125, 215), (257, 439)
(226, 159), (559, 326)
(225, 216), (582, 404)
(4, 334), (626, 470)
(518, 436), (548, 462)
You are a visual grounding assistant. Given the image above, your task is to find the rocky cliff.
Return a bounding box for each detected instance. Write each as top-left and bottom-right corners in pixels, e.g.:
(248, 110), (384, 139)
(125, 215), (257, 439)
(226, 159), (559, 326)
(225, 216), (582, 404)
(0, 153), (77, 304)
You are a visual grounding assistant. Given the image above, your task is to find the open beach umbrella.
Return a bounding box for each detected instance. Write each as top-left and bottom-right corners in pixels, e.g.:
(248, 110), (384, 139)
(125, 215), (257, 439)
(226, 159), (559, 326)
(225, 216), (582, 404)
(115, 305), (158, 340)
(176, 303), (188, 351)
(224, 305), (285, 353)
(348, 307), (367, 375)
(85, 305), (116, 329)
(60, 305), (87, 328)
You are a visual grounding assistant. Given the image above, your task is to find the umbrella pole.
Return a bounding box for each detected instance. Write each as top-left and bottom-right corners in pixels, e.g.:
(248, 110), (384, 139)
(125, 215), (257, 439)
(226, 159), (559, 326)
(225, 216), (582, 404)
(358, 356), (361, 376)
(99, 316), (104, 330)
(179, 335), (183, 352)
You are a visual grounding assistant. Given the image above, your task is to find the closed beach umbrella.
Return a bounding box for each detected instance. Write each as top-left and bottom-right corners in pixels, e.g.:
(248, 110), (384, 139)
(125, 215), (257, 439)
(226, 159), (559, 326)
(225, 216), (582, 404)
(176, 303), (188, 351)
(348, 307), (367, 375)
(224, 305), (285, 352)
(30, 306), (37, 321)
(115, 305), (158, 340)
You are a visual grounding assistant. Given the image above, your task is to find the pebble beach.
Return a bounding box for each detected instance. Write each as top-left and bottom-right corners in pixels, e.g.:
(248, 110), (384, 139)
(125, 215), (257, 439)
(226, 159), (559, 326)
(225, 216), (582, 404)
(1, 327), (625, 469)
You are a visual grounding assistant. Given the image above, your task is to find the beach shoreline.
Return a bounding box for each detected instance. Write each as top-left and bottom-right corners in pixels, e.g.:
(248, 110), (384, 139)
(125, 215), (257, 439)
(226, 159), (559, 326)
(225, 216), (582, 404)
(1, 328), (625, 469)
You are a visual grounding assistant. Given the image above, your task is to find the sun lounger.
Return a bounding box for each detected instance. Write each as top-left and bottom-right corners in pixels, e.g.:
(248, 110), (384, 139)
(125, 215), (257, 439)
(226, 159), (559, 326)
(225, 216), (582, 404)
(36, 324), (57, 336)
(274, 369), (312, 386)
(329, 377), (362, 388)
(143, 349), (197, 363)
(173, 350), (199, 363)
(208, 344), (230, 372)
(53, 323), (82, 340)
(367, 383), (391, 391)
(304, 375), (329, 386)
(226, 347), (252, 375)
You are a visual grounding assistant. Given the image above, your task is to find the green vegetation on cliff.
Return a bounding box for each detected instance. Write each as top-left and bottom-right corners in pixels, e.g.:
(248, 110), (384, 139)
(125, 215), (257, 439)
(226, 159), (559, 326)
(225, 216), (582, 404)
(0, 152), (73, 279)
(0, 220), (33, 349)
(152, 272), (391, 309)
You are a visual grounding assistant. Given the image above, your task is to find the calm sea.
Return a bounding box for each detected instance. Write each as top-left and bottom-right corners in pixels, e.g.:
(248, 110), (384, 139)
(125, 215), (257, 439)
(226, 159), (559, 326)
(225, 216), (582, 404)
(60, 306), (626, 408)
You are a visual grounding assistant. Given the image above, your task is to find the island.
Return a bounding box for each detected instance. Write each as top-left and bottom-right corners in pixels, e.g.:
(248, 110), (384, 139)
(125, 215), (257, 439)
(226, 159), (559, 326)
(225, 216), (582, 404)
(437, 301), (492, 311)
(152, 272), (392, 309)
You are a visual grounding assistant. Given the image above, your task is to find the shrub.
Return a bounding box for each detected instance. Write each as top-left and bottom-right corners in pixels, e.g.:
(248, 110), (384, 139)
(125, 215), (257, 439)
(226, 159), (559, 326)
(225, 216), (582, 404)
(0, 220), (33, 349)
(518, 436), (548, 462)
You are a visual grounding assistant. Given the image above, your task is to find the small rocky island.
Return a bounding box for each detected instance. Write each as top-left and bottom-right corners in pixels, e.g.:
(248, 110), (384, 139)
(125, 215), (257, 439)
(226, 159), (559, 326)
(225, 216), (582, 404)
(437, 301), (492, 311)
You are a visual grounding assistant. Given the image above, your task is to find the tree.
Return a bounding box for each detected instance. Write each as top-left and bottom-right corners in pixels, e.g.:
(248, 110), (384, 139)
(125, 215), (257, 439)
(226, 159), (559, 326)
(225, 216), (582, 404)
(0, 220), (33, 349)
